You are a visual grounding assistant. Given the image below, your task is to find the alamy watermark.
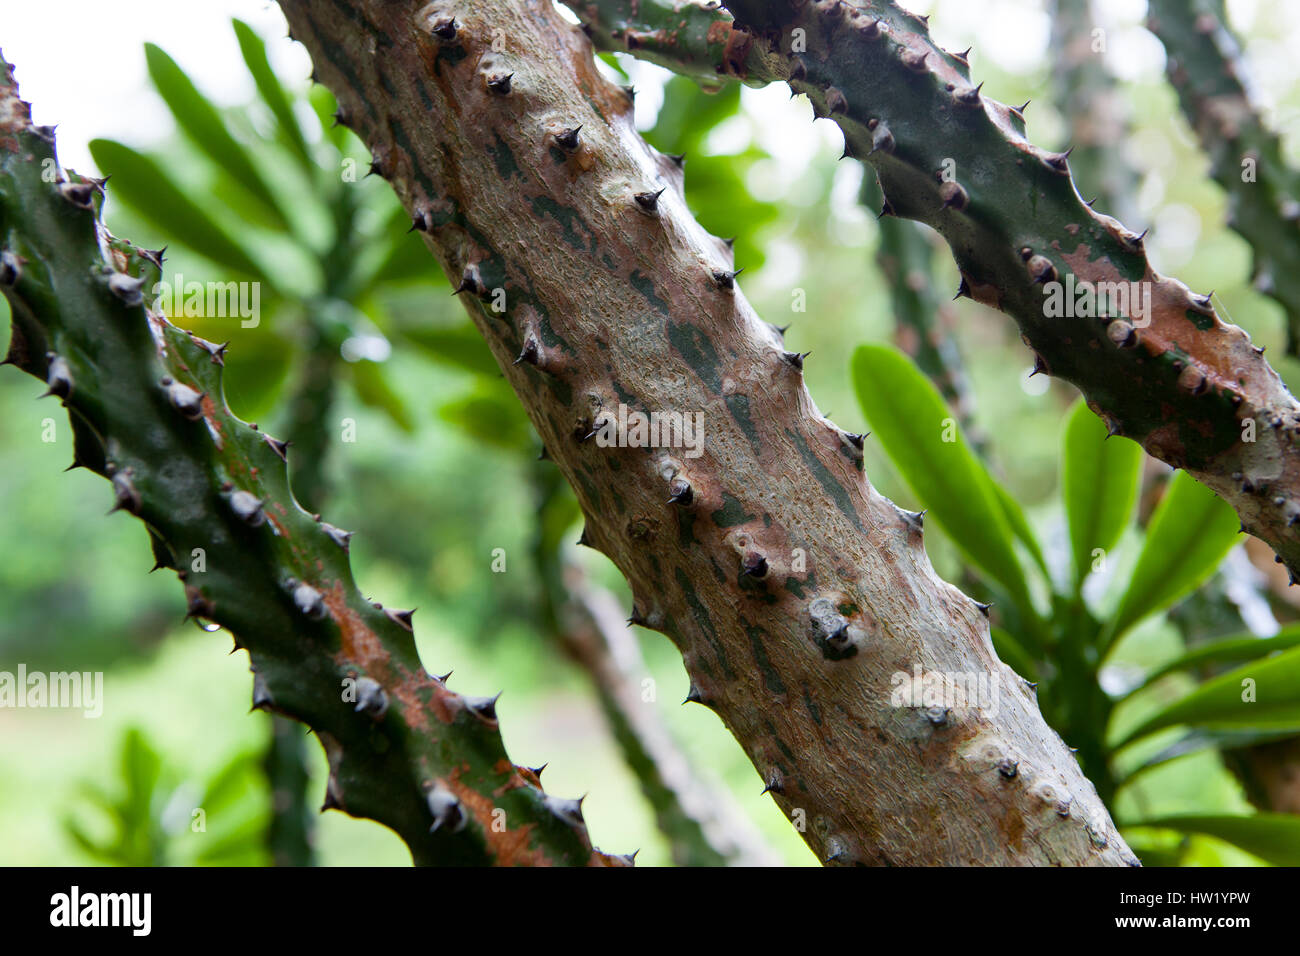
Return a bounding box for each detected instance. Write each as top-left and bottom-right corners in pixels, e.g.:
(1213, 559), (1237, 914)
(1040, 274), (1151, 327)
(594, 403), (704, 458)
(151, 272), (261, 328)
(0, 664), (103, 718)
(890, 663), (1001, 718)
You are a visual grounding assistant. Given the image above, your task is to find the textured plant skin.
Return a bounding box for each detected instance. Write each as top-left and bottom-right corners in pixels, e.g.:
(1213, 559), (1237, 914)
(278, 0), (1137, 864)
(587, 0), (1300, 589)
(1147, 0), (1300, 353)
(1048, 0), (1138, 223)
(0, 55), (625, 867)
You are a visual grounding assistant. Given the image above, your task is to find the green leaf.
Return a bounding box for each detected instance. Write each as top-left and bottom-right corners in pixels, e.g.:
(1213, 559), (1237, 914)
(88, 139), (266, 281)
(989, 479), (1047, 577)
(1130, 626), (1300, 696)
(990, 626), (1039, 681)
(1061, 398), (1143, 589)
(438, 386), (531, 451)
(1126, 813), (1300, 866)
(399, 322), (499, 377)
(349, 360), (415, 433)
(144, 43), (288, 228)
(851, 344), (1031, 609)
(1116, 727), (1300, 785)
(231, 19), (314, 174)
(1105, 471), (1240, 646)
(1117, 645), (1300, 748)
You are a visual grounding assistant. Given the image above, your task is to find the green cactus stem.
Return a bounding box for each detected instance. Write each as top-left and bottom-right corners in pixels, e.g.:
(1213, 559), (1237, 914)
(0, 53), (625, 867)
(1047, 0), (1139, 223)
(582, 0), (1300, 590)
(1147, 0), (1300, 354)
(278, 0), (1135, 864)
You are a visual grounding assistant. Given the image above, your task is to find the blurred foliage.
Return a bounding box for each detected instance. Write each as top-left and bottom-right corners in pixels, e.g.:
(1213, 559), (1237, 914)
(63, 727), (267, 866)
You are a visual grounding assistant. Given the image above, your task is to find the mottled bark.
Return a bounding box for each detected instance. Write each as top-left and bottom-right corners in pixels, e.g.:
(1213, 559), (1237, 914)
(278, 0), (1135, 864)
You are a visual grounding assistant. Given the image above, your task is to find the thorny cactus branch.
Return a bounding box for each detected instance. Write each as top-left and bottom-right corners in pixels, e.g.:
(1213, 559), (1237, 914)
(279, 0), (1135, 864)
(1047, 0), (1139, 224)
(593, 0), (1300, 589)
(0, 55), (625, 867)
(1147, 0), (1300, 354)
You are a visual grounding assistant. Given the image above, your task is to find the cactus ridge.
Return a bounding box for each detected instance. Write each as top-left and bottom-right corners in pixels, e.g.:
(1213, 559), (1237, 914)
(580, 0), (1300, 581)
(0, 53), (625, 867)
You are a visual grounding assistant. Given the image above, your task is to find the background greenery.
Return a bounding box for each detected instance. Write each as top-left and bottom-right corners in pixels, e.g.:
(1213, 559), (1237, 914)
(2, 0), (1299, 865)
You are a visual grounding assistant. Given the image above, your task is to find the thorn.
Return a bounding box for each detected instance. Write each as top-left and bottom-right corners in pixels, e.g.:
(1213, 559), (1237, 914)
(263, 433), (290, 460)
(956, 81), (984, 105)
(464, 693), (502, 722)
(845, 432), (866, 450)
(556, 125), (582, 151)
(975, 600), (992, 618)
(620, 85), (636, 105)
(877, 198), (895, 219)
(514, 335), (540, 366)
(385, 607), (416, 631)
(1042, 147), (1072, 173)
(1029, 354), (1048, 377)
(321, 522), (353, 552)
(666, 152), (686, 168)
(59, 181), (94, 208)
(634, 188), (666, 212)
(292, 582), (327, 620)
(684, 684), (705, 706)
(667, 478), (693, 506)
(577, 526), (593, 547)
(782, 350), (810, 371)
(331, 108), (349, 128)
(627, 606), (647, 627)
(431, 16), (458, 41)
(954, 276), (971, 300)
(741, 552), (769, 578)
(408, 208), (431, 233)
(712, 267), (743, 290)
(0, 250), (22, 286)
(229, 490), (266, 527)
(487, 72), (514, 95)
(162, 378), (205, 420)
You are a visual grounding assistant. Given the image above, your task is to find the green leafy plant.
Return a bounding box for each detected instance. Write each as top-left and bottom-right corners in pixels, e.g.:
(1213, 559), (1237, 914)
(64, 727), (267, 867)
(853, 343), (1300, 864)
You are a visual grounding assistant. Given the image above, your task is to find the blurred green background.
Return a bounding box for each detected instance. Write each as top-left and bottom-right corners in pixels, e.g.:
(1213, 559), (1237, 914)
(2, 0), (1299, 865)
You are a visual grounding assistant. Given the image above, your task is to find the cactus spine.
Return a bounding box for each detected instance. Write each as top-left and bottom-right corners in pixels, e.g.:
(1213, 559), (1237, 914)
(278, 0), (1136, 864)
(0, 54), (624, 867)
